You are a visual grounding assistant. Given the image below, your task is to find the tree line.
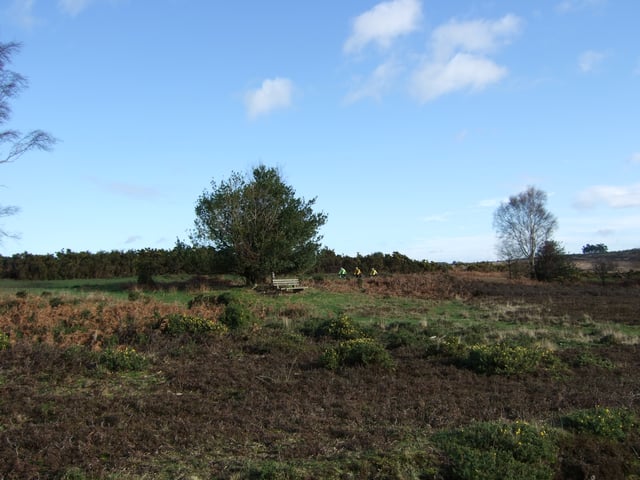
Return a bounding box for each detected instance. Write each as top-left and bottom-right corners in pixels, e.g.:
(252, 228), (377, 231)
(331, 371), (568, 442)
(0, 245), (449, 282)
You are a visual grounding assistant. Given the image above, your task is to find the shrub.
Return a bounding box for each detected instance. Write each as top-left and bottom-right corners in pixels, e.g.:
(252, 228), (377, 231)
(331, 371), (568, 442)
(219, 302), (253, 330)
(159, 314), (227, 336)
(462, 343), (555, 375)
(304, 314), (360, 340)
(535, 240), (577, 282)
(433, 420), (557, 480)
(561, 406), (637, 441)
(98, 346), (147, 372)
(49, 296), (64, 308)
(0, 331), (10, 351)
(321, 338), (394, 370)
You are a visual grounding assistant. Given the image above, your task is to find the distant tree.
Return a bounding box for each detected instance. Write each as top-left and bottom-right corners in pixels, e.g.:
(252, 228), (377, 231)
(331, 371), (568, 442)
(582, 243), (608, 254)
(191, 165), (328, 285)
(493, 186), (558, 278)
(593, 259), (615, 286)
(534, 240), (576, 281)
(0, 41), (56, 241)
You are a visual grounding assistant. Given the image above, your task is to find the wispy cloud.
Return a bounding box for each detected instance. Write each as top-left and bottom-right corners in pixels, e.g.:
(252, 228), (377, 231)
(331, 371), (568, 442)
(578, 50), (606, 73)
(631, 152), (640, 165)
(125, 235), (142, 244)
(477, 197), (503, 208)
(421, 212), (451, 222)
(58, 0), (94, 16)
(244, 77), (293, 119)
(8, 0), (42, 29)
(89, 177), (162, 199)
(410, 14), (522, 103)
(345, 61), (401, 103)
(343, 0), (422, 54)
(430, 14), (522, 61)
(575, 183), (640, 209)
(556, 0), (606, 14)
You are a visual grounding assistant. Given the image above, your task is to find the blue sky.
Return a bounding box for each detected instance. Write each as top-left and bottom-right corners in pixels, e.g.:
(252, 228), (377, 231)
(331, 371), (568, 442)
(0, 0), (638, 262)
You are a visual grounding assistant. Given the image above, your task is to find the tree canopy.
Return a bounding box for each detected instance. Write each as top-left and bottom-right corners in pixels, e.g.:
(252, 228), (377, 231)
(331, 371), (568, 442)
(493, 186), (558, 278)
(191, 165), (328, 285)
(582, 243), (608, 254)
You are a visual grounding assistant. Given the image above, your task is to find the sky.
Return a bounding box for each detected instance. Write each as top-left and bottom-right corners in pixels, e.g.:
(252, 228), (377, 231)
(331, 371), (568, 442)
(0, 0), (638, 263)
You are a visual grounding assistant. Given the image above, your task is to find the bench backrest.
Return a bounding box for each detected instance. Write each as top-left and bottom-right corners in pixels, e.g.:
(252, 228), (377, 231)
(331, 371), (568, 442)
(272, 278), (301, 287)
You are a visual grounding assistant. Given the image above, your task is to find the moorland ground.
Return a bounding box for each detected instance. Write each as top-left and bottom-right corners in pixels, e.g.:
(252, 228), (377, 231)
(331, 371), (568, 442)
(0, 270), (639, 479)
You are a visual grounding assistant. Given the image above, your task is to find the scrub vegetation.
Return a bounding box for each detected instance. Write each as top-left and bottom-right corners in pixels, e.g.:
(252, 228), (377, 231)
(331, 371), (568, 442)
(0, 270), (639, 479)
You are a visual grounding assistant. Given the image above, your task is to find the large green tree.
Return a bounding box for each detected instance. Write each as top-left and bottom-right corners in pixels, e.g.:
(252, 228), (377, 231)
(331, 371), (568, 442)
(191, 165), (327, 285)
(493, 186), (558, 278)
(1, 41), (56, 241)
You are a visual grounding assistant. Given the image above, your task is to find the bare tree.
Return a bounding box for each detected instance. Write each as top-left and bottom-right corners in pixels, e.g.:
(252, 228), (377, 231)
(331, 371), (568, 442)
(0, 41), (56, 241)
(493, 186), (558, 278)
(593, 259), (615, 286)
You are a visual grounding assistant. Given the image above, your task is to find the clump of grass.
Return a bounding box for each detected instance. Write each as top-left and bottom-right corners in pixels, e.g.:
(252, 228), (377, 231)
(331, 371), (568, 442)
(433, 420), (557, 480)
(560, 406), (637, 441)
(0, 331), (10, 350)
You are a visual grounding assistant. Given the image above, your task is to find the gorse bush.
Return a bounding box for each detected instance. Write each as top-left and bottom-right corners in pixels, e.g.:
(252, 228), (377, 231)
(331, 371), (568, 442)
(302, 314), (361, 340)
(321, 337), (394, 370)
(462, 343), (555, 375)
(323, 314), (360, 340)
(561, 406), (637, 441)
(98, 346), (147, 372)
(159, 314), (227, 335)
(434, 420), (557, 480)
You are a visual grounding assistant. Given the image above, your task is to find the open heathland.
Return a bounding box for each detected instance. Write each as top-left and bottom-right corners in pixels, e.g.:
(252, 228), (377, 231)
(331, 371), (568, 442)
(0, 271), (639, 479)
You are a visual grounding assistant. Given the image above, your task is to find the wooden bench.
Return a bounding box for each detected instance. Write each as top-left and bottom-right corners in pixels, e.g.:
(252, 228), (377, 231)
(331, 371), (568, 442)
(271, 277), (307, 293)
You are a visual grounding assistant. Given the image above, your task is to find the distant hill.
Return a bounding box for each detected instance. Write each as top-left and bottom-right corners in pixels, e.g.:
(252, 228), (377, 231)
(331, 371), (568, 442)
(567, 249), (640, 272)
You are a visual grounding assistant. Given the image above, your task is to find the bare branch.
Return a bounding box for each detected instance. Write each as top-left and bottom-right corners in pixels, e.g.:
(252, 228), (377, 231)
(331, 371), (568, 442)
(1, 129), (57, 164)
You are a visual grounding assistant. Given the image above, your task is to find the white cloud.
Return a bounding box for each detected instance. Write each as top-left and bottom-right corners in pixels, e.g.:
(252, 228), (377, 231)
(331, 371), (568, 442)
(411, 53), (507, 102)
(578, 50), (605, 73)
(431, 14), (522, 60)
(410, 14), (521, 103)
(244, 77), (293, 119)
(575, 183), (640, 209)
(345, 61), (400, 103)
(58, 0), (94, 16)
(631, 152), (640, 164)
(344, 0), (422, 54)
